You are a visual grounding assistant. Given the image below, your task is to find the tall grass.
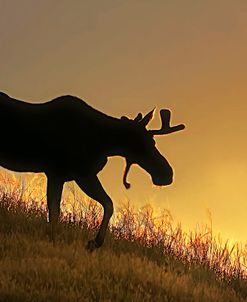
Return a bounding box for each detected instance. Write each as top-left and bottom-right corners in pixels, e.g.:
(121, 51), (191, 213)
(1, 171), (247, 301)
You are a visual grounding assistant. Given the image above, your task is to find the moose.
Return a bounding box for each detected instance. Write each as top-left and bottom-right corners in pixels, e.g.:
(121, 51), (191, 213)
(0, 92), (185, 251)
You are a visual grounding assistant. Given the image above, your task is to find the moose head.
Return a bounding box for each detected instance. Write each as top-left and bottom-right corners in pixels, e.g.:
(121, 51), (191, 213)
(121, 109), (185, 189)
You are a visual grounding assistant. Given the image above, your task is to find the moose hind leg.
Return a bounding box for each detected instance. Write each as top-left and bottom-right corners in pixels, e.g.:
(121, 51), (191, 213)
(75, 176), (113, 251)
(46, 175), (64, 244)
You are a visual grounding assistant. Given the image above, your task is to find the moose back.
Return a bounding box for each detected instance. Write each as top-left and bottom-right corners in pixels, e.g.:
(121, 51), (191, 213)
(0, 92), (185, 251)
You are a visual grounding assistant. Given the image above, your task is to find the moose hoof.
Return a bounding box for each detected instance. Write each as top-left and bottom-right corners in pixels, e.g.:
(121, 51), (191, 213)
(86, 240), (101, 252)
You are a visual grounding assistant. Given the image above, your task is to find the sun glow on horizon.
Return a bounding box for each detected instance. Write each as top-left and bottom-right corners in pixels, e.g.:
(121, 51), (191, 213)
(1, 0), (247, 256)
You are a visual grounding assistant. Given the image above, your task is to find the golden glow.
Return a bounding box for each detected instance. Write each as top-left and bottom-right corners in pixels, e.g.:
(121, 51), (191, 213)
(1, 1), (247, 243)
(1, 170), (247, 278)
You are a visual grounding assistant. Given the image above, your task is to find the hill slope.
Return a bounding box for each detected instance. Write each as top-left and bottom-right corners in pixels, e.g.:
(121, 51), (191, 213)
(0, 195), (247, 302)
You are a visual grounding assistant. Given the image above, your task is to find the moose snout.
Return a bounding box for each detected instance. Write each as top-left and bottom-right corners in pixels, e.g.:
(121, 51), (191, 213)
(151, 165), (173, 186)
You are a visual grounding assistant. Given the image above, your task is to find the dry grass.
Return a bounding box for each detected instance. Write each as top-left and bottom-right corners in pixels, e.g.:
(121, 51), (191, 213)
(0, 172), (247, 301)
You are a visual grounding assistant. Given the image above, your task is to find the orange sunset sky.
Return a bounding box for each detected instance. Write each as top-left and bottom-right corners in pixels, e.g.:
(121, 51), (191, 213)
(0, 1), (247, 242)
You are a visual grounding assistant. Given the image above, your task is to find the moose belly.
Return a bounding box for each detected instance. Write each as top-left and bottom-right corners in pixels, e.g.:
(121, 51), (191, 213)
(0, 147), (108, 179)
(0, 151), (46, 173)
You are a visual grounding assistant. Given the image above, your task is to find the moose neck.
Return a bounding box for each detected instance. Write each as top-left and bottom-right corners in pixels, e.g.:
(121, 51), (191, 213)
(98, 118), (132, 159)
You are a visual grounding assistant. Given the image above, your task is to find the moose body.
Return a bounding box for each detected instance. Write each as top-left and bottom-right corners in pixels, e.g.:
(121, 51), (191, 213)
(0, 92), (185, 250)
(0, 92), (113, 177)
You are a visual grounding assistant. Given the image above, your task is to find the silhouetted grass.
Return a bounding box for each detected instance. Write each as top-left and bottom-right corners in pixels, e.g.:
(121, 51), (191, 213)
(0, 173), (247, 301)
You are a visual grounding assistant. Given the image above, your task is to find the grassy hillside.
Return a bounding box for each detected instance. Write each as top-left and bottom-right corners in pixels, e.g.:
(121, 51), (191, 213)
(0, 191), (247, 302)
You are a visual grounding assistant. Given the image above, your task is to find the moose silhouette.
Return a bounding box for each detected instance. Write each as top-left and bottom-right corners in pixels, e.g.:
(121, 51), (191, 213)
(0, 92), (185, 251)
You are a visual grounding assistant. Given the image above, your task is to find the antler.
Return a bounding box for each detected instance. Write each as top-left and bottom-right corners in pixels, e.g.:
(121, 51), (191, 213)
(149, 109), (185, 135)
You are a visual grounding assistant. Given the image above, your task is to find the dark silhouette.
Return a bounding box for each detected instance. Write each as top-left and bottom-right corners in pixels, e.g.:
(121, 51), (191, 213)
(0, 92), (185, 251)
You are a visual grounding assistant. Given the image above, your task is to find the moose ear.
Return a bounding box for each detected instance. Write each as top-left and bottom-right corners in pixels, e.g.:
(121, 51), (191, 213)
(134, 113), (143, 122)
(121, 116), (129, 121)
(140, 108), (155, 127)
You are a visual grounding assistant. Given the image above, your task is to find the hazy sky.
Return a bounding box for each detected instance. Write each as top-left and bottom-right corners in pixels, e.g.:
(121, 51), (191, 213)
(1, 0), (247, 242)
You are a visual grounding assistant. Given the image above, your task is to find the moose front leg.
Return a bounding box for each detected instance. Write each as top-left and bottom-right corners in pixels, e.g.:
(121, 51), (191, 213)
(75, 175), (113, 251)
(46, 175), (64, 244)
